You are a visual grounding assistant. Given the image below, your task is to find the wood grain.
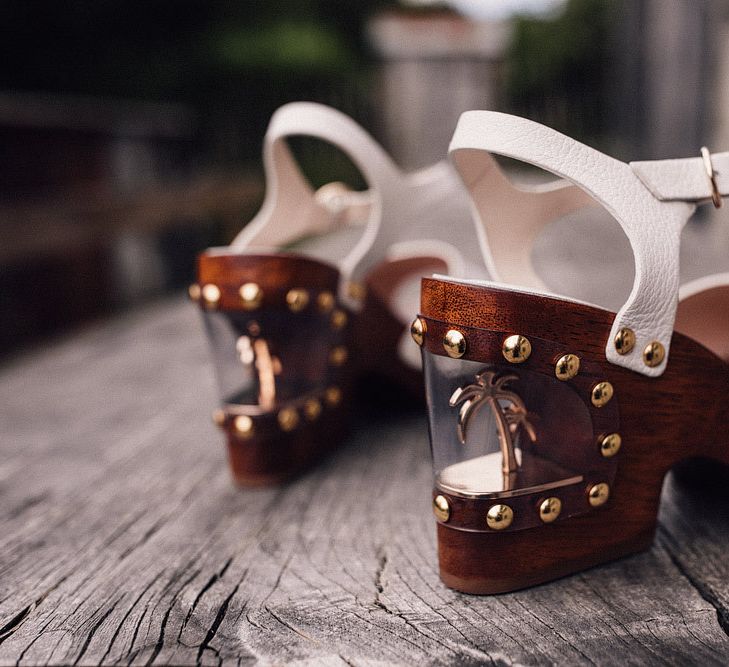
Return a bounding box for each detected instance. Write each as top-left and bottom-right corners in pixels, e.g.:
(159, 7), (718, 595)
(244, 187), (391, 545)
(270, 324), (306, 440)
(421, 277), (729, 593)
(1, 298), (729, 664)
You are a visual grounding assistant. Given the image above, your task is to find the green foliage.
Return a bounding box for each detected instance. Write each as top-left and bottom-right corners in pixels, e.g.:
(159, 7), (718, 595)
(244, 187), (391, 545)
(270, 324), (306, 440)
(212, 21), (357, 74)
(0, 1), (397, 163)
(0, 1), (385, 100)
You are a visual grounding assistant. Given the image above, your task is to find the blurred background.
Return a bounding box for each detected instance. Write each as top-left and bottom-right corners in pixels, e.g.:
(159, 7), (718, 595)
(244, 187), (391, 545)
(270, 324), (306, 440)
(2, 0), (728, 359)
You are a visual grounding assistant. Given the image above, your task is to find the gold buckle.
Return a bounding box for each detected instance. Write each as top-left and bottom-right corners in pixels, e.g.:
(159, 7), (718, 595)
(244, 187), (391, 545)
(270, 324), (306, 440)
(700, 146), (723, 209)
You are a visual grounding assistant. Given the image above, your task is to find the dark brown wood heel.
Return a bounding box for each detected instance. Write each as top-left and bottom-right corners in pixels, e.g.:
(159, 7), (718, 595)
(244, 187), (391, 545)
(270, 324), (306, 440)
(221, 392), (352, 486)
(419, 277), (729, 594)
(193, 252), (355, 486)
(437, 522), (656, 595)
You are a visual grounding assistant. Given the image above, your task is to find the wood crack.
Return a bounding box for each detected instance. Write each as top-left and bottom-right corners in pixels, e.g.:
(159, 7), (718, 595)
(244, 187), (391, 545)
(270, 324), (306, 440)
(658, 525), (729, 637)
(180, 557), (233, 639)
(265, 606), (318, 644)
(368, 546), (460, 659)
(118, 517), (167, 562)
(0, 574), (69, 647)
(98, 576), (158, 665)
(72, 594), (123, 665)
(373, 547), (388, 611)
(145, 565), (202, 665)
(512, 598), (596, 665)
(195, 581), (241, 665)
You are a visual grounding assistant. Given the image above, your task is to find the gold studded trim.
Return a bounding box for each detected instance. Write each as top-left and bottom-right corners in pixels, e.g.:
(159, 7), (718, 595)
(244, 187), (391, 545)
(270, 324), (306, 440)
(194, 282), (349, 317)
(555, 353), (580, 381)
(188, 284), (202, 301)
(418, 317), (617, 395)
(502, 334), (531, 364)
(421, 315), (620, 533)
(213, 384), (347, 440)
(643, 340), (666, 368)
(433, 471), (614, 532)
(201, 284), (221, 308)
(443, 329), (466, 358)
(614, 327), (636, 355)
(410, 317), (426, 346)
(433, 495), (450, 522)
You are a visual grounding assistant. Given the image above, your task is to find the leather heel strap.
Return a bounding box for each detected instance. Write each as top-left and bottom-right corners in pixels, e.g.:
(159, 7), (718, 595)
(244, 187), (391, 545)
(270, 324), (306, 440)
(231, 102), (474, 310)
(449, 110), (723, 378)
(232, 102), (398, 254)
(631, 151), (729, 203)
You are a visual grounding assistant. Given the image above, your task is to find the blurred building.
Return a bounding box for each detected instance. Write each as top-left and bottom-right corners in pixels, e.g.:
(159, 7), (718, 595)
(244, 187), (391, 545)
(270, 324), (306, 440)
(368, 9), (510, 168)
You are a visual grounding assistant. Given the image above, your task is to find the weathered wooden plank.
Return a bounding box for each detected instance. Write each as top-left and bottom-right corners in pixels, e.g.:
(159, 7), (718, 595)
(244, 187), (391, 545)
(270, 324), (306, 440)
(0, 298), (729, 665)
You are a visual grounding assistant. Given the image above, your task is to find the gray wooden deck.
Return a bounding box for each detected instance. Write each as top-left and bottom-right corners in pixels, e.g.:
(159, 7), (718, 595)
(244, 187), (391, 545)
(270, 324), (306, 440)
(2, 293), (729, 666)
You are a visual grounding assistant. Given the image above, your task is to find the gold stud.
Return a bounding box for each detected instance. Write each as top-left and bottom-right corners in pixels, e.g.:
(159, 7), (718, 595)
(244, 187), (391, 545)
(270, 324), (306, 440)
(591, 381), (614, 408)
(212, 409), (226, 427)
(317, 291), (335, 312)
(325, 386), (342, 406)
(329, 346), (348, 366)
(486, 504), (514, 530)
(555, 354), (580, 380)
(304, 399), (322, 421)
(643, 341), (665, 368)
(614, 327), (636, 355)
(600, 433), (622, 458)
(188, 283), (201, 301)
(239, 282), (263, 310)
(233, 415), (254, 438)
(539, 497), (562, 523)
(502, 334), (531, 364)
(286, 288), (309, 312)
(443, 329), (466, 358)
(201, 284), (221, 308)
(410, 317), (426, 346)
(347, 281), (367, 302)
(277, 408), (299, 432)
(331, 309), (348, 330)
(433, 495), (450, 522)
(588, 482), (610, 507)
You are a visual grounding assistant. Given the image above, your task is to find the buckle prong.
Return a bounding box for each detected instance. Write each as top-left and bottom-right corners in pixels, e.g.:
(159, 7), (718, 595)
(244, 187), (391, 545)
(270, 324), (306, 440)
(700, 146), (723, 209)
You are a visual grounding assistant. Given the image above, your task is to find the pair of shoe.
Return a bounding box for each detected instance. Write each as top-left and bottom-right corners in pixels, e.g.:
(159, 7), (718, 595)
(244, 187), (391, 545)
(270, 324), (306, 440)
(190, 102), (729, 594)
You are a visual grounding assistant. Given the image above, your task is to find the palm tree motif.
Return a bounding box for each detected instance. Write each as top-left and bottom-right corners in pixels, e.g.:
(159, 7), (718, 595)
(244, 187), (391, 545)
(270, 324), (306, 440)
(449, 370), (537, 483)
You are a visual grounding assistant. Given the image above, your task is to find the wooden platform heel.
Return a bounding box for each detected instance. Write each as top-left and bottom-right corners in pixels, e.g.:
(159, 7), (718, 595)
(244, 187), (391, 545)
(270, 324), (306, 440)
(414, 110), (729, 593)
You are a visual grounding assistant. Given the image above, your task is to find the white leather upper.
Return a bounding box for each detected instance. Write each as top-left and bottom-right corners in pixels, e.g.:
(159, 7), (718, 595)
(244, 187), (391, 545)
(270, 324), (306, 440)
(631, 153), (729, 201)
(449, 110), (722, 377)
(230, 102), (478, 309)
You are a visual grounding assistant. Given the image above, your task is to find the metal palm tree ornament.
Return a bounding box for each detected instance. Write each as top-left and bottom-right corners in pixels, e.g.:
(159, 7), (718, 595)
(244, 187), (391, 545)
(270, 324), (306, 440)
(449, 370), (537, 484)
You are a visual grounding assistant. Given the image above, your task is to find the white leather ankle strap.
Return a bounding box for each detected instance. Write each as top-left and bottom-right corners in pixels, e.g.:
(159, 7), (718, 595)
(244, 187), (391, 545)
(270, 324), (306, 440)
(231, 102), (478, 308)
(631, 152), (729, 202)
(231, 102), (397, 254)
(449, 110), (726, 377)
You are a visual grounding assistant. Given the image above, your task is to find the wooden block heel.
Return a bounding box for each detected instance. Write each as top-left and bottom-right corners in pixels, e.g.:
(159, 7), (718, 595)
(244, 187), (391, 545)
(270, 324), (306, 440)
(221, 394), (352, 486)
(194, 252), (355, 485)
(418, 277), (729, 594)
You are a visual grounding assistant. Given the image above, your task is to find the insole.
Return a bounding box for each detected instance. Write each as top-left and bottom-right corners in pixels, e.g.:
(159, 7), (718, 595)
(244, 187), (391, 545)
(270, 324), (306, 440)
(675, 286), (729, 362)
(531, 207), (729, 361)
(437, 453), (583, 496)
(284, 225), (366, 265)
